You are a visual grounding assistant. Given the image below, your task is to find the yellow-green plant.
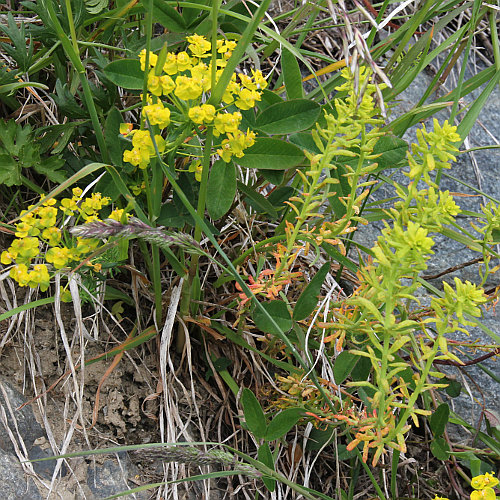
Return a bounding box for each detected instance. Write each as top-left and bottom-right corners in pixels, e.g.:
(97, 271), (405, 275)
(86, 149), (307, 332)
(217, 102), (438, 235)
(1, 189), (114, 292)
(319, 118), (492, 466)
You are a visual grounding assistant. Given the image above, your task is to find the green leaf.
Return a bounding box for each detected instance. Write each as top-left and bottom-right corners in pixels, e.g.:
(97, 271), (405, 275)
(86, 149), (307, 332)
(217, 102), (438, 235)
(257, 443), (276, 492)
(153, 0), (187, 32)
(265, 408), (303, 441)
(0, 13), (34, 73)
(350, 354), (372, 382)
(34, 156), (66, 184)
(84, 0), (107, 14)
(305, 427), (335, 451)
(430, 436), (450, 460)
(294, 262), (330, 321)
(103, 59), (144, 89)
(236, 138), (304, 170)
(207, 160), (236, 220)
(237, 181), (278, 219)
(444, 377), (462, 398)
(372, 135), (408, 171)
(255, 99), (321, 135)
(289, 132), (322, 154)
(253, 300), (292, 335)
(260, 169), (284, 186)
(258, 89), (284, 111)
(333, 351), (359, 385)
(0, 153), (21, 186)
(241, 388), (267, 439)
(430, 403), (450, 437)
(105, 106), (126, 167)
(267, 186), (295, 210)
(282, 47), (304, 99)
(52, 80), (87, 119)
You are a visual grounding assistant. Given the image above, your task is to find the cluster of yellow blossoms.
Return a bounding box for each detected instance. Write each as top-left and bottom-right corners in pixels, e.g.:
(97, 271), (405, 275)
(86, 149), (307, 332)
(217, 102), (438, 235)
(1, 189), (124, 291)
(122, 34), (265, 173)
(434, 471), (498, 500)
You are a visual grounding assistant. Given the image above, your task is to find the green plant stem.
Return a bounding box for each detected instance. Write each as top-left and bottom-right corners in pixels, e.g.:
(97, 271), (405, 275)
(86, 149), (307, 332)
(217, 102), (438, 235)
(176, 0), (220, 351)
(354, 448), (387, 500)
(176, 126), (214, 352)
(43, 0), (109, 163)
(390, 449), (400, 499)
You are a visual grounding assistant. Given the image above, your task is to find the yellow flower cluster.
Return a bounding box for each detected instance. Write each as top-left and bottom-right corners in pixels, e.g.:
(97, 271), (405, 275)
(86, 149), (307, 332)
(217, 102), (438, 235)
(123, 34), (265, 173)
(122, 127), (166, 170)
(1, 189), (124, 291)
(433, 472), (498, 500)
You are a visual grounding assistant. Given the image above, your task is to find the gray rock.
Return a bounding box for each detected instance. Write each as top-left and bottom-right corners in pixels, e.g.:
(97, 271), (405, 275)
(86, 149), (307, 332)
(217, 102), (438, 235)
(87, 453), (148, 499)
(0, 378), (64, 479)
(0, 379), (44, 455)
(0, 448), (42, 499)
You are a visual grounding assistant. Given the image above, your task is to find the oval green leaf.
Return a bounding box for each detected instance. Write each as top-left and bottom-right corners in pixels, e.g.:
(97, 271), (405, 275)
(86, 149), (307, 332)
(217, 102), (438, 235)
(237, 181), (278, 219)
(282, 48), (304, 99)
(294, 262), (330, 321)
(430, 436), (450, 460)
(253, 300), (292, 335)
(207, 160), (236, 220)
(333, 351), (359, 385)
(257, 443), (276, 492)
(430, 403), (450, 437)
(255, 99), (321, 134)
(153, 0), (186, 32)
(265, 408), (303, 441)
(103, 59), (144, 89)
(241, 388), (267, 439)
(236, 138), (304, 170)
(372, 135), (408, 172)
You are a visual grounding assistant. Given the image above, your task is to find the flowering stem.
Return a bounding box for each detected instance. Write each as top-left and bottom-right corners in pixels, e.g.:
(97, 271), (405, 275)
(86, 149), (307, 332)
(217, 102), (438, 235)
(175, 0), (219, 351)
(175, 125), (214, 352)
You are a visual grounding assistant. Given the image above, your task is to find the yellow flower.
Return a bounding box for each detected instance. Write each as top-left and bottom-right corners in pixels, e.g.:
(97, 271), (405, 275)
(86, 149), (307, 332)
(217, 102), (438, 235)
(251, 69), (267, 89)
(186, 34), (211, 58)
(239, 73), (257, 91)
(37, 206), (58, 228)
(217, 139), (233, 163)
(139, 49), (158, 71)
(188, 160), (203, 181)
(190, 63), (211, 91)
(109, 209), (128, 222)
(123, 147), (150, 169)
(213, 111), (242, 136)
(10, 264), (30, 287)
(46, 246), (72, 269)
(234, 88), (261, 110)
(470, 488), (496, 500)
(472, 473), (499, 490)
(60, 197), (79, 215)
(174, 76), (202, 100)
(42, 227), (62, 246)
(188, 103), (215, 124)
(1, 250), (15, 265)
(27, 264), (50, 292)
(147, 74), (163, 96)
(143, 103), (171, 128)
(10, 237), (40, 263)
(159, 75), (175, 94)
(176, 51), (191, 71)
(163, 52), (178, 75)
(80, 193), (110, 216)
(15, 221), (39, 238)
